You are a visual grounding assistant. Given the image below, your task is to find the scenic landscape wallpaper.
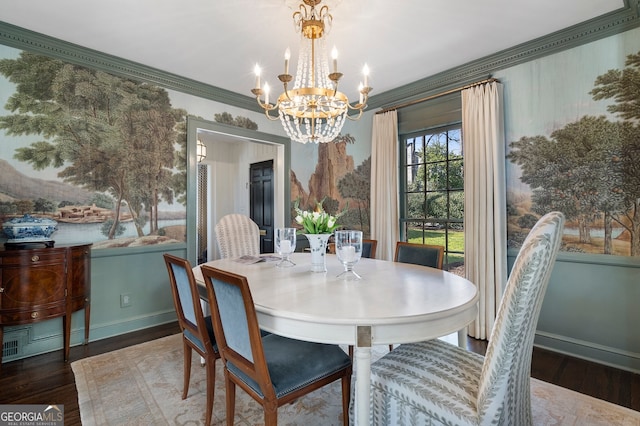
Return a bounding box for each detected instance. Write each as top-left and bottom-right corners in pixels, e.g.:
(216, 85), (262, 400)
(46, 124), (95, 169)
(0, 46), (372, 249)
(2, 28), (639, 259)
(502, 34), (640, 258)
(0, 49), (189, 249)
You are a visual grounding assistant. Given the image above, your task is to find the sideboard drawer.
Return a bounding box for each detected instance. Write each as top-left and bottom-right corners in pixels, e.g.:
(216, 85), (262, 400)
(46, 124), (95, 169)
(0, 250), (66, 266)
(0, 302), (67, 325)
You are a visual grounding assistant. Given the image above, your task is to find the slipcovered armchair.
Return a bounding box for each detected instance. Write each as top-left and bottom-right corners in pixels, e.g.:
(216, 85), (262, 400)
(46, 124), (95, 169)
(201, 265), (353, 426)
(214, 213), (260, 259)
(369, 211), (565, 425)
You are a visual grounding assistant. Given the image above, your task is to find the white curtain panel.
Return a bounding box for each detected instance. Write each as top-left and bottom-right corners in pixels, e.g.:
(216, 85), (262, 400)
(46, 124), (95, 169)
(462, 82), (508, 340)
(370, 110), (400, 261)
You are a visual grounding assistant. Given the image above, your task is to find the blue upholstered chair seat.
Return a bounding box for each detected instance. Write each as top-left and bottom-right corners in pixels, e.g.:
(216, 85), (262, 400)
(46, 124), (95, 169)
(227, 334), (352, 399)
(371, 339), (484, 425)
(183, 316), (218, 354)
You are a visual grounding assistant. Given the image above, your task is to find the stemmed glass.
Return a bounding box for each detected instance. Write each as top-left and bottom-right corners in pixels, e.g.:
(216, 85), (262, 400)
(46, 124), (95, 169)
(335, 230), (363, 280)
(275, 228), (297, 267)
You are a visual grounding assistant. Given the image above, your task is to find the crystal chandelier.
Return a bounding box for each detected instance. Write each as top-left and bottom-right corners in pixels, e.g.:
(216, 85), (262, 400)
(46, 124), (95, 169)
(251, 0), (372, 144)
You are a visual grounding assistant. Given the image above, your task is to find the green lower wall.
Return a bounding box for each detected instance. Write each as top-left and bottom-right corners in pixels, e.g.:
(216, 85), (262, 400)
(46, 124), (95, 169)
(522, 252), (640, 373)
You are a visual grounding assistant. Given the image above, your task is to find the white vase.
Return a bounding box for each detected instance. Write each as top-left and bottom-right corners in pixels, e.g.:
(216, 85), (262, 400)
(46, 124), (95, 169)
(305, 233), (332, 272)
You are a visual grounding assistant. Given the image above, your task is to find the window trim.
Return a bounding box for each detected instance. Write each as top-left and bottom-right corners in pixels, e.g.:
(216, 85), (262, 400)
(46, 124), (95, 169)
(398, 122), (464, 268)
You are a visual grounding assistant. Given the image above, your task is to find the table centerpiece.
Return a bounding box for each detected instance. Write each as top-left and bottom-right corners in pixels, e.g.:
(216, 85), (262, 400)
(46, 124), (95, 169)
(294, 199), (344, 272)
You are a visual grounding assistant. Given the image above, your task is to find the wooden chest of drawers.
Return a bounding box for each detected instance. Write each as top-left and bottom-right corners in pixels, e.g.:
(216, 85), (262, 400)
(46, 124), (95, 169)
(0, 243), (91, 363)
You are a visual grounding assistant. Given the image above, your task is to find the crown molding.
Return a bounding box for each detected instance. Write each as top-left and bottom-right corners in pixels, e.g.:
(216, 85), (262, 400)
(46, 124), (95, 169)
(367, 0), (640, 110)
(1, 1), (639, 113)
(0, 20), (262, 113)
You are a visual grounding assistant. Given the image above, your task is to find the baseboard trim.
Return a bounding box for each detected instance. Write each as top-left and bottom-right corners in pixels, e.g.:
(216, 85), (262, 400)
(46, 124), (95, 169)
(2, 310), (177, 363)
(535, 331), (640, 374)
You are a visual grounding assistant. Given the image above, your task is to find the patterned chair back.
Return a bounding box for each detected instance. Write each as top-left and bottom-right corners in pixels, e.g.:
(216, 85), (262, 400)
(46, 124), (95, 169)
(214, 213), (260, 259)
(477, 211), (565, 424)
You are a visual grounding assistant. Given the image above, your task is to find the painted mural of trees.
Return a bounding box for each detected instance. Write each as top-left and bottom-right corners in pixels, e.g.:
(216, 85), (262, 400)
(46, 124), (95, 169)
(213, 112), (258, 130)
(0, 52), (187, 239)
(338, 156), (371, 231)
(591, 51), (640, 256)
(507, 50), (640, 256)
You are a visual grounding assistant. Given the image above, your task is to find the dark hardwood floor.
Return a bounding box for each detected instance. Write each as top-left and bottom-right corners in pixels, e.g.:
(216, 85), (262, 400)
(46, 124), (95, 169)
(1, 322), (639, 425)
(0, 322), (181, 426)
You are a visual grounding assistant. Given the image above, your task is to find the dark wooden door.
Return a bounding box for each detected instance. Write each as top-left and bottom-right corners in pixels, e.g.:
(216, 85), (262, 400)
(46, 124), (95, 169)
(250, 160), (274, 253)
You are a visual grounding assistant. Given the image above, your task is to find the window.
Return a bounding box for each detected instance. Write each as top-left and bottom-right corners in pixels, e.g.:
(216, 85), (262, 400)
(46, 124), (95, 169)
(400, 125), (464, 275)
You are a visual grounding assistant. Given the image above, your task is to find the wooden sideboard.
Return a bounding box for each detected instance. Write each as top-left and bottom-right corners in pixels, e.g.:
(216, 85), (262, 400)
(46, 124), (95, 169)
(0, 243), (91, 364)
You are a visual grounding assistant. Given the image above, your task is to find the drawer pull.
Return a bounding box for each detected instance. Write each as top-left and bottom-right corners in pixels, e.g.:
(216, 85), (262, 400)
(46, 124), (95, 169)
(31, 312), (39, 319)
(31, 255), (40, 262)
(0, 287), (4, 293)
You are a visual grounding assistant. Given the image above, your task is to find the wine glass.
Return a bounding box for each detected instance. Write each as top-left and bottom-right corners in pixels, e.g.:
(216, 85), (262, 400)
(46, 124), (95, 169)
(335, 230), (363, 280)
(275, 228), (297, 267)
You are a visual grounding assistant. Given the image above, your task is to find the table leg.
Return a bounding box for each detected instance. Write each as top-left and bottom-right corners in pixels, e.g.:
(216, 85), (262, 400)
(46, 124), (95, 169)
(355, 326), (372, 426)
(458, 326), (467, 348)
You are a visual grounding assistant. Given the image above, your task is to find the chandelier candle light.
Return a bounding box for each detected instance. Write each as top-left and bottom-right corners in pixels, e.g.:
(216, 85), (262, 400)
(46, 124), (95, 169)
(251, 0), (372, 144)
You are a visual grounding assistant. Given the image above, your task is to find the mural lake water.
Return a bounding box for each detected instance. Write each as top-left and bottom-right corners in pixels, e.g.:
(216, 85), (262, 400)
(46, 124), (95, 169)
(50, 219), (185, 245)
(563, 227), (624, 239)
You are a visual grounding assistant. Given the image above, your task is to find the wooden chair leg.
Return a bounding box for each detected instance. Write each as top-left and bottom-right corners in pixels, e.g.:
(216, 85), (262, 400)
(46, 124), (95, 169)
(341, 374), (351, 426)
(225, 376), (236, 426)
(348, 345), (354, 359)
(264, 405), (278, 426)
(182, 340), (192, 400)
(389, 344), (394, 352)
(205, 358), (216, 426)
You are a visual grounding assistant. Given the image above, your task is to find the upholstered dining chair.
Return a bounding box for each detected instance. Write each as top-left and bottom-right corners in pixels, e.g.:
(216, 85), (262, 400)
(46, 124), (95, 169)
(329, 239), (377, 258)
(362, 239), (378, 259)
(214, 213), (260, 259)
(368, 211), (565, 426)
(383, 241), (445, 352)
(200, 264), (353, 426)
(163, 254), (219, 426)
(394, 241), (444, 269)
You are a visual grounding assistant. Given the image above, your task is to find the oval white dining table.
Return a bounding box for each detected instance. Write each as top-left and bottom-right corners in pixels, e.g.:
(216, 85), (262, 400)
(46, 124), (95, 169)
(193, 252), (478, 426)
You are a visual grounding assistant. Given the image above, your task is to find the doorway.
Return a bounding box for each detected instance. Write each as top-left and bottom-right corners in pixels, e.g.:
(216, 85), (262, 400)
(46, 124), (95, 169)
(250, 160), (274, 253)
(186, 116), (291, 264)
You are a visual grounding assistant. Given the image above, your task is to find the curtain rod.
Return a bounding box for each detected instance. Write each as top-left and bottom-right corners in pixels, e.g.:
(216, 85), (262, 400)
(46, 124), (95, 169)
(376, 77), (499, 115)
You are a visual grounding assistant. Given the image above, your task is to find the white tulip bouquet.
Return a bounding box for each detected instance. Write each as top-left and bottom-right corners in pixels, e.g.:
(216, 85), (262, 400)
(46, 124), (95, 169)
(294, 199), (345, 234)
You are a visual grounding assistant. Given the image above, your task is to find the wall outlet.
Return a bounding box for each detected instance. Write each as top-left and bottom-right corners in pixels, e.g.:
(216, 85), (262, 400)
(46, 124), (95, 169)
(120, 293), (132, 308)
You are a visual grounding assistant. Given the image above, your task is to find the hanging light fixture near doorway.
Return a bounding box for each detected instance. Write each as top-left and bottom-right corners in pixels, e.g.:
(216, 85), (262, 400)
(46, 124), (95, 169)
(196, 139), (207, 162)
(251, 0), (372, 144)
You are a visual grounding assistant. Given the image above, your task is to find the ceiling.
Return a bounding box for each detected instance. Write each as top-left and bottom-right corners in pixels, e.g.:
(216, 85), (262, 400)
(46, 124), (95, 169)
(0, 0), (626, 103)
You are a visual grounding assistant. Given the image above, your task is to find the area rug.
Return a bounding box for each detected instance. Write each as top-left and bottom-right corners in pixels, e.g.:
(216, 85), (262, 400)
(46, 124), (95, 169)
(72, 334), (640, 425)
